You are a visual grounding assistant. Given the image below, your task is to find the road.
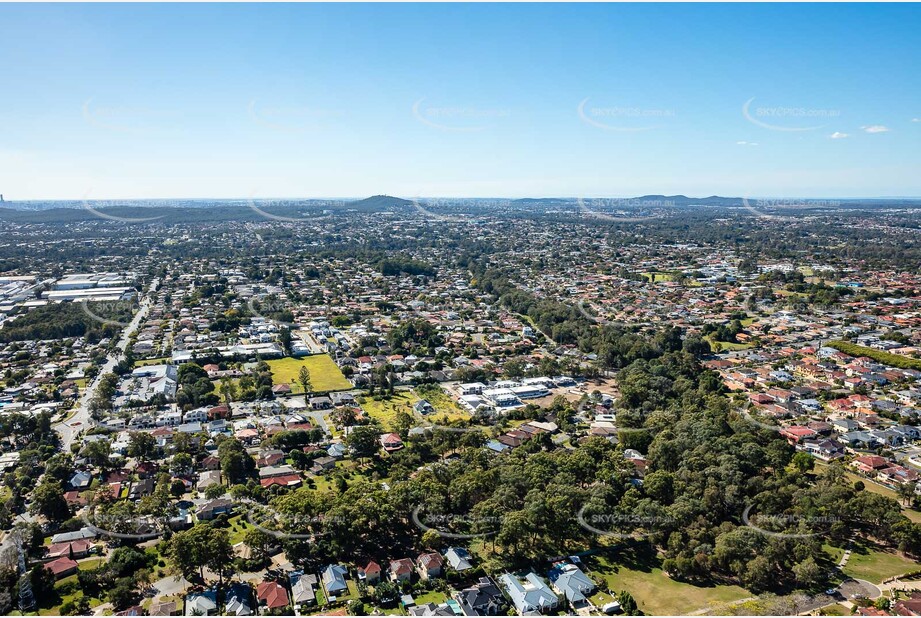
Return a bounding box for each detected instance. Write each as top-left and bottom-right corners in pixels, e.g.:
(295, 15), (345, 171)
(55, 286), (154, 450)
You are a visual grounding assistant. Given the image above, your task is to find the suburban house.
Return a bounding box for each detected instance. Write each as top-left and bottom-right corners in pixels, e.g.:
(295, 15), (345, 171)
(417, 552), (445, 580)
(500, 572), (559, 615)
(44, 556), (79, 579)
(444, 546), (473, 571)
(225, 583), (254, 616)
(256, 580), (289, 612)
(322, 564), (349, 596)
(380, 432), (404, 453)
(456, 577), (507, 616)
(547, 562), (596, 608)
(390, 558), (415, 583)
(291, 572), (318, 607)
(185, 590), (218, 616)
(358, 560), (382, 584)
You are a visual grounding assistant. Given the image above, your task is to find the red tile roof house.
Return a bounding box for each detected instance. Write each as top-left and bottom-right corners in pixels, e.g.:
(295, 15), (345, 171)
(358, 560), (382, 585)
(389, 558), (415, 583)
(257, 581), (290, 611)
(44, 556), (79, 579)
(853, 455), (891, 474)
(780, 426), (818, 445)
(380, 433), (404, 453)
(416, 553), (445, 580)
(260, 474), (303, 489)
(47, 539), (92, 560)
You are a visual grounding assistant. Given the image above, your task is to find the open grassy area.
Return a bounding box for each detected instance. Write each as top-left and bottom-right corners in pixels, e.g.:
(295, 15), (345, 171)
(135, 356), (170, 367)
(841, 540), (920, 582)
(359, 392), (420, 430)
(412, 590), (448, 605)
(414, 384), (471, 422)
(582, 545), (750, 615)
(266, 355), (352, 393)
(705, 335), (754, 352)
(642, 272), (675, 283)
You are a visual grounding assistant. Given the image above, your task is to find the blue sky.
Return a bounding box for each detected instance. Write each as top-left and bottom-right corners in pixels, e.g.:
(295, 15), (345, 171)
(0, 3), (918, 200)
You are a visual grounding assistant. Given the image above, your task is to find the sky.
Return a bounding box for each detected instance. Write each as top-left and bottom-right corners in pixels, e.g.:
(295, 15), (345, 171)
(0, 3), (919, 201)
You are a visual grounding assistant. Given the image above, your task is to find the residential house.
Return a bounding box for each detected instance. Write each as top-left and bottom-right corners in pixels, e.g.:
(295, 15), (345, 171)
(547, 563), (596, 608)
(322, 564), (349, 597)
(256, 581), (289, 612)
(500, 572), (559, 615)
(185, 590), (218, 616)
(291, 572), (318, 607)
(390, 558), (415, 583)
(417, 552), (444, 580)
(444, 547), (473, 572)
(456, 577), (507, 616)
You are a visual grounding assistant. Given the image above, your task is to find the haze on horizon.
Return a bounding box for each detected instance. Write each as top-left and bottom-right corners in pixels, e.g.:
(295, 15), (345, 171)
(0, 3), (919, 201)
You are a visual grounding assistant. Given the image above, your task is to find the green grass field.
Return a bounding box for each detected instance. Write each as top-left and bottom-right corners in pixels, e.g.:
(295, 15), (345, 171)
(414, 384), (471, 422)
(135, 356), (170, 367)
(359, 392), (420, 430)
(583, 545), (750, 615)
(841, 541), (920, 582)
(705, 335), (754, 352)
(266, 355), (352, 393)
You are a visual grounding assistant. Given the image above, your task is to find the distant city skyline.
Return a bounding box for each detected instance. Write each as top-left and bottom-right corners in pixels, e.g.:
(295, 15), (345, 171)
(1, 3), (919, 200)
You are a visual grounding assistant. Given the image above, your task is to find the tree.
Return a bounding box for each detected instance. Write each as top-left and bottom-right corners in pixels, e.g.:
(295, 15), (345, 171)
(167, 524), (236, 586)
(792, 452), (815, 474)
(617, 591), (639, 615)
(297, 366), (312, 396)
(793, 556), (823, 589)
(128, 431), (157, 462)
(242, 527), (274, 565)
(346, 426), (380, 460)
(219, 377), (238, 405)
(82, 439), (112, 470)
(29, 479), (70, 523)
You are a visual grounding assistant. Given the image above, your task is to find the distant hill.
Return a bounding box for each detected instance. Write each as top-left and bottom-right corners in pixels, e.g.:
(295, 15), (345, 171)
(344, 195), (414, 212)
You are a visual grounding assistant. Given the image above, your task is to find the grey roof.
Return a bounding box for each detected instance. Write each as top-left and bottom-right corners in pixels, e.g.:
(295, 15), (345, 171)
(548, 564), (595, 604)
(291, 573), (317, 604)
(444, 546), (473, 571)
(500, 572), (558, 615)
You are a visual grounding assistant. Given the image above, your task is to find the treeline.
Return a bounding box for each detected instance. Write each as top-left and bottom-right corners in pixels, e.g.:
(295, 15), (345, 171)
(475, 268), (704, 368)
(0, 301), (133, 343)
(827, 340), (921, 371)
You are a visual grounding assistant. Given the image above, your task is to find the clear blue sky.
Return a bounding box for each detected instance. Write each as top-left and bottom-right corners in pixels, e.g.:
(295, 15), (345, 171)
(0, 3), (918, 200)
